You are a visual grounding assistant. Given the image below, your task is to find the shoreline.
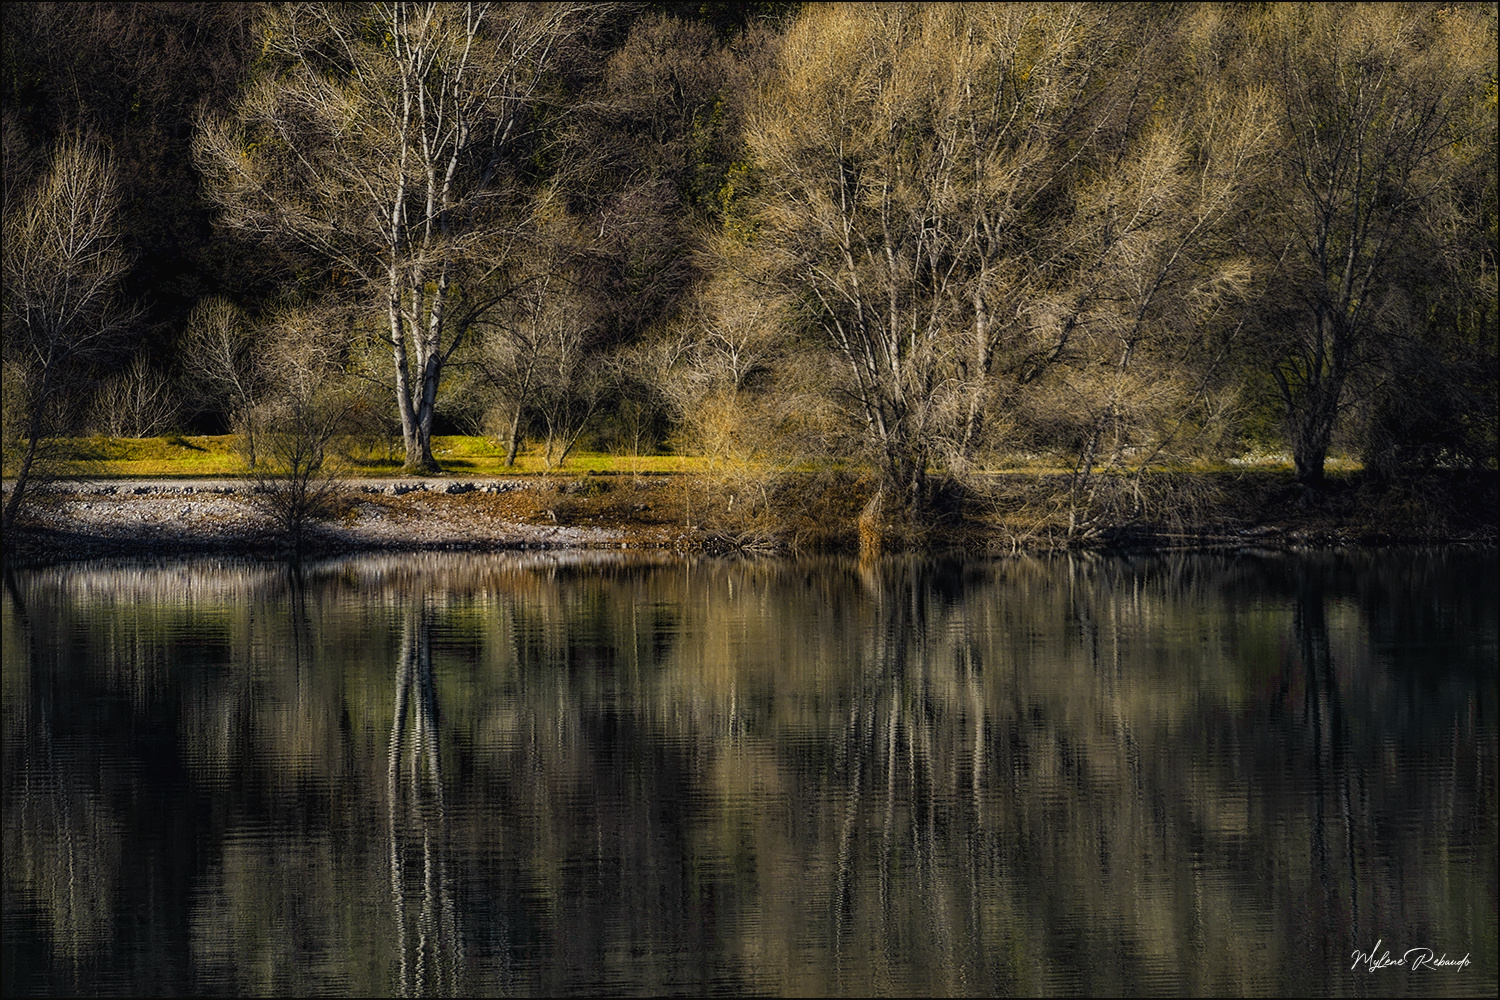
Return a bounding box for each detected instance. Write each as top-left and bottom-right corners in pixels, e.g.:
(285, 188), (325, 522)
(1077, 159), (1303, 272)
(3, 470), (1496, 566)
(2, 477), (671, 565)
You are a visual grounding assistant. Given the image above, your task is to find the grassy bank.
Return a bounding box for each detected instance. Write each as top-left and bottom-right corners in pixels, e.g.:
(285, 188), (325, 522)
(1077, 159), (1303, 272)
(38, 434), (713, 478)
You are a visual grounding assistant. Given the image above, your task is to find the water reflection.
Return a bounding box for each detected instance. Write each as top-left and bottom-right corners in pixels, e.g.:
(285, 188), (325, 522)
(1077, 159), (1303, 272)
(389, 604), (462, 997)
(2, 550), (1495, 997)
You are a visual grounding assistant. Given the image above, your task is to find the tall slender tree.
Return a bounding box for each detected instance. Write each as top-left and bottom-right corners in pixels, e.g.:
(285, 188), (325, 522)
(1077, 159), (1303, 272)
(196, 2), (597, 471)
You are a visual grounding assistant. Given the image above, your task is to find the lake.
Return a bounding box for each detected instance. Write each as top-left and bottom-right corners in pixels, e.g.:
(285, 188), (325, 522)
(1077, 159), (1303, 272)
(3, 548), (1495, 996)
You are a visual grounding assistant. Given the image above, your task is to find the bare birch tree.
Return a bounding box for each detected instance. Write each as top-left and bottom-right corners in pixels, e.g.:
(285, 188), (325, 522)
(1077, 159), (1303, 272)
(196, 2), (597, 472)
(2, 132), (134, 531)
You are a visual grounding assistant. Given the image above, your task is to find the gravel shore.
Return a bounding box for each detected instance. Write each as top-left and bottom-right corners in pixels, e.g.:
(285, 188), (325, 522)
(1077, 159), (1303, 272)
(3, 477), (689, 563)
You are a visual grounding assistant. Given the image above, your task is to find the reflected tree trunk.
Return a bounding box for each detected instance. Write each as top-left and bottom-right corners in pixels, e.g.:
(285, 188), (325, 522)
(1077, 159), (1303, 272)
(1295, 568), (1358, 984)
(387, 604), (463, 997)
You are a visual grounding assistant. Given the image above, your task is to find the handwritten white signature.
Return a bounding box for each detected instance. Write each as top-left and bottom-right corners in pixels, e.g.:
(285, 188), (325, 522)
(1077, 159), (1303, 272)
(1351, 940), (1471, 973)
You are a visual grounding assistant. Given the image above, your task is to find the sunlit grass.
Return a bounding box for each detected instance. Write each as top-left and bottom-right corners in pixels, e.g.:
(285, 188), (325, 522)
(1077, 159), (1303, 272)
(425, 439), (711, 476)
(20, 435), (714, 478)
(51, 435), (250, 477)
(9, 435), (1360, 480)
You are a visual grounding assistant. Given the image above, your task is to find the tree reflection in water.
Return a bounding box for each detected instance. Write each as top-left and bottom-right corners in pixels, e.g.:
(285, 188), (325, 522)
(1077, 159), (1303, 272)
(388, 601), (464, 996)
(1294, 565), (1358, 990)
(1, 550), (1494, 997)
(2, 567), (118, 995)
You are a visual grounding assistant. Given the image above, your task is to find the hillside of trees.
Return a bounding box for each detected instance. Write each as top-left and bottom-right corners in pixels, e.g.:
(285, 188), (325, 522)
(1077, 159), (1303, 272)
(3, 2), (1496, 543)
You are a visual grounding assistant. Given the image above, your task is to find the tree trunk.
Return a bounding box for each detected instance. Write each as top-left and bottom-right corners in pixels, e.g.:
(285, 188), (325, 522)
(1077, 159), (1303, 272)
(1292, 414), (1332, 487)
(858, 487), (885, 561)
(389, 335), (439, 473)
(413, 350), (441, 472)
(2, 383), (52, 534)
(389, 299), (426, 471)
(505, 407), (524, 466)
(1288, 378), (1340, 487)
(2, 419), (44, 534)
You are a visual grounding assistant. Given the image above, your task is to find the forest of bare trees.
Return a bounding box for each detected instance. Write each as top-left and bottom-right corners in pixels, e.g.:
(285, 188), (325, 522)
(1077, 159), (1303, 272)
(3, 2), (1496, 536)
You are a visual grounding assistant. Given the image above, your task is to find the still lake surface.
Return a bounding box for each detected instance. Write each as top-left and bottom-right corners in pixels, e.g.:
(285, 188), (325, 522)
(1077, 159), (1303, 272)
(3, 548), (1495, 997)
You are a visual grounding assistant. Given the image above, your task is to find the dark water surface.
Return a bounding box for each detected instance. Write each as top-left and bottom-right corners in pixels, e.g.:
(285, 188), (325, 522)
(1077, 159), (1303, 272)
(3, 548), (1495, 997)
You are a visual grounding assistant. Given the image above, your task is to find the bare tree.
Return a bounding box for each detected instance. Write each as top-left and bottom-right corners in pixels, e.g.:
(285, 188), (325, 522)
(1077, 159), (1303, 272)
(470, 310), (548, 466)
(196, 2), (599, 472)
(2, 132), (135, 532)
(473, 275), (602, 470)
(89, 355), (181, 438)
(246, 392), (352, 554)
(467, 192), (625, 470)
(741, 3), (1176, 517)
(1039, 59), (1271, 536)
(241, 307), (355, 552)
(180, 295), (270, 465)
(468, 202), (580, 467)
(649, 263), (790, 470)
(1250, 3), (1495, 486)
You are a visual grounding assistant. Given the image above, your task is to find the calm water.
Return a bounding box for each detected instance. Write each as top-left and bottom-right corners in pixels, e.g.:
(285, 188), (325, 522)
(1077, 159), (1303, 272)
(3, 549), (1495, 997)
